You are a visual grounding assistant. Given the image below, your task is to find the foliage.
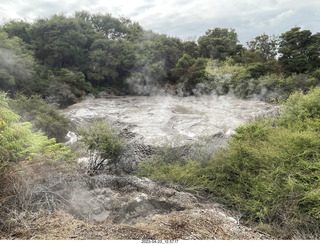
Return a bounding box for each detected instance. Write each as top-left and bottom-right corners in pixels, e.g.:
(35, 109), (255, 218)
(171, 54), (209, 93)
(279, 27), (320, 75)
(88, 38), (135, 87)
(198, 28), (242, 60)
(0, 93), (73, 169)
(77, 120), (124, 171)
(0, 31), (35, 93)
(246, 34), (278, 61)
(125, 32), (184, 94)
(28, 14), (94, 70)
(9, 94), (71, 142)
(0, 92), (75, 233)
(205, 59), (252, 96)
(1, 20), (31, 44)
(204, 58), (320, 102)
(1, 13), (320, 99)
(138, 158), (204, 192)
(280, 87), (320, 124)
(56, 68), (93, 97)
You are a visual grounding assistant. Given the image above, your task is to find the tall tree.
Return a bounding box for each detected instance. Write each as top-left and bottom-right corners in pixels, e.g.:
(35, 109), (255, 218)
(90, 13), (129, 39)
(241, 34), (280, 76)
(128, 32), (184, 90)
(198, 28), (242, 60)
(183, 41), (200, 59)
(88, 38), (135, 87)
(279, 27), (320, 74)
(246, 34), (278, 61)
(171, 54), (208, 92)
(29, 14), (95, 69)
(1, 20), (31, 44)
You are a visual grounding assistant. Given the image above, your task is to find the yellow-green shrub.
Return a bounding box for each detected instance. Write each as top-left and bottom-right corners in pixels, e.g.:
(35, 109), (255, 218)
(0, 93), (73, 169)
(9, 94), (71, 142)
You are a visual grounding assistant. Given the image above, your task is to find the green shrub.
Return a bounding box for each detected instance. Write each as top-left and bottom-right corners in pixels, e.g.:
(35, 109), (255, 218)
(77, 120), (124, 171)
(205, 59), (251, 95)
(56, 68), (93, 97)
(9, 94), (71, 142)
(0, 92), (74, 169)
(280, 87), (320, 124)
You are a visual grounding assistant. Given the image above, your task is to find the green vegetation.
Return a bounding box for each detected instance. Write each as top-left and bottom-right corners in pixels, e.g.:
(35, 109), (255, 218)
(0, 92), (74, 179)
(138, 87), (320, 238)
(77, 120), (124, 172)
(9, 94), (71, 142)
(0, 12), (319, 101)
(0, 92), (75, 233)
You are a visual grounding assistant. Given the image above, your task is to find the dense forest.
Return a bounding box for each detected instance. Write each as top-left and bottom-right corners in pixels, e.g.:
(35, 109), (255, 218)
(1, 11), (320, 239)
(1, 11), (320, 105)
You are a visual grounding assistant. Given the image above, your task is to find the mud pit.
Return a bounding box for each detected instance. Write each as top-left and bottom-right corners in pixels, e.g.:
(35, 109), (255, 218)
(51, 95), (278, 238)
(62, 95), (278, 171)
(63, 95), (278, 146)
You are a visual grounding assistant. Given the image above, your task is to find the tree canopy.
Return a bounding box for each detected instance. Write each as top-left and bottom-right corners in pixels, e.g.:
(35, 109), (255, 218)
(0, 12), (319, 101)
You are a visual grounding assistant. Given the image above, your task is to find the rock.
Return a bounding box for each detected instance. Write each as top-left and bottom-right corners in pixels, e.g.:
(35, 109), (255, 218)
(36, 174), (200, 224)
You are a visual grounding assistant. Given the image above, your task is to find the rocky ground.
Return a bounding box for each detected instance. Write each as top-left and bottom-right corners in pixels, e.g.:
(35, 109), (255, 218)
(1, 174), (271, 240)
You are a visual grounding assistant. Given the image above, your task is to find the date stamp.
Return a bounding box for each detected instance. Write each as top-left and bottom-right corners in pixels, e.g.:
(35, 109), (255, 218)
(141, 240), (179, 243)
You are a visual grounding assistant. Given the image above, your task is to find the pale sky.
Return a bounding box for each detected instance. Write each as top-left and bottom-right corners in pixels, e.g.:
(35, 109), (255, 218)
(0, 0), (319, 44)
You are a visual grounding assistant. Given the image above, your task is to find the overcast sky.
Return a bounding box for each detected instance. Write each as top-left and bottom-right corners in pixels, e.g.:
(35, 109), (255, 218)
(0, 0), (319, 44)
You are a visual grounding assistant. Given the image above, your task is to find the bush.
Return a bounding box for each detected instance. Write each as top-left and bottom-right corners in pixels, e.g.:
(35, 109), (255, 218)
(0, 92), (74, 172)
(0, 92), (76, 233)
(205, 59), (251, 95)
(9, 94), (71, 142)
(280, 87), (320, 124)
(204, 59), (320, 103)
(77, 120), (124, 172)
(208, 120), (320, 227)
(56, 68), (93, 97)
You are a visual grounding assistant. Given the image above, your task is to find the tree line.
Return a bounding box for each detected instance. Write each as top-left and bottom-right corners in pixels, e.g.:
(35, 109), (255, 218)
(0, 11), (320, 104)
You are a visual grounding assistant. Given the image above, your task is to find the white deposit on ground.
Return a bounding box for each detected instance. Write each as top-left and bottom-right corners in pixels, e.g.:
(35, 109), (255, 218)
(62, 94), (279, 146)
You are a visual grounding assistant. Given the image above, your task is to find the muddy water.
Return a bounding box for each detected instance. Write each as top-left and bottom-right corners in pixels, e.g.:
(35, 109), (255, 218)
(62, 95), (278, 146)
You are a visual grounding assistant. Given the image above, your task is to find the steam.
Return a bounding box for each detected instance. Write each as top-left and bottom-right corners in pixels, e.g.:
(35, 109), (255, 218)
(125, 49), (286, 103)
(0, 47), (32, 90)
(125, 62), (166, 95)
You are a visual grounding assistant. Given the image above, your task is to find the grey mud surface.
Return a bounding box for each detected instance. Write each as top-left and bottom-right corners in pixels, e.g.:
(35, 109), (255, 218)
(62, 95), (279, 146)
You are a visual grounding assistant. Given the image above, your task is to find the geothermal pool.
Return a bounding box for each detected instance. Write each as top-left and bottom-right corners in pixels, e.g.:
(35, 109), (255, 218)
(62, 95), (278, 146)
